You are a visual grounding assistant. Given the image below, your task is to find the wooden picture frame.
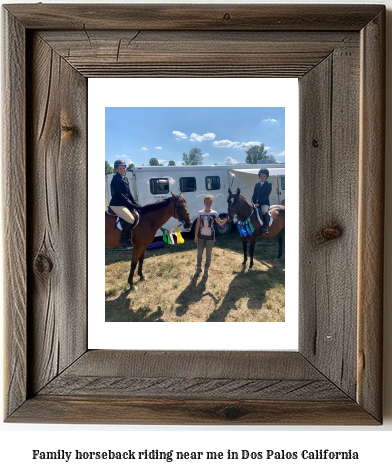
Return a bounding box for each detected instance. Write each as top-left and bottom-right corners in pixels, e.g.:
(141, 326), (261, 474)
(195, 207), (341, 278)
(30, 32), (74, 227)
(3, 4), (385, 424)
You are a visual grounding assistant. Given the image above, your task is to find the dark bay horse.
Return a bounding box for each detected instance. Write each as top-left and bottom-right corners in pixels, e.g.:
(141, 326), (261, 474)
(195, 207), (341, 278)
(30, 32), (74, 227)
(105, 192), (192, 290)
(227, 188), (285, 270)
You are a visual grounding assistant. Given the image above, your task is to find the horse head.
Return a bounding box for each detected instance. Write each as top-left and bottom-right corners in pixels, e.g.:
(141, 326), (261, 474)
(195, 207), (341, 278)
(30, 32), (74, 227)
(172, 192), (192, 229)
(227, 188), (242, 221)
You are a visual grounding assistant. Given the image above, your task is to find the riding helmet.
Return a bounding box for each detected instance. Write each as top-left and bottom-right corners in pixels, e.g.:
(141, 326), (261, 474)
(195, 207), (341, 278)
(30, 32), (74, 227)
(114, 159), (127, 168)
(258, 168), (269, 178)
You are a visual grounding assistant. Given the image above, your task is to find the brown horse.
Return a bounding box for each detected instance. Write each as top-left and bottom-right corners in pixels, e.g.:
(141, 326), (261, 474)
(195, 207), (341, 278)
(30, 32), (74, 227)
(227, 188), (285, 270)
(105, 192), (192, 290)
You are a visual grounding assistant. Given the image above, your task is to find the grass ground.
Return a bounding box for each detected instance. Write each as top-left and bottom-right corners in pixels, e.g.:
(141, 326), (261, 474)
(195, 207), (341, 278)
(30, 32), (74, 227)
(105, 229), (285, 322)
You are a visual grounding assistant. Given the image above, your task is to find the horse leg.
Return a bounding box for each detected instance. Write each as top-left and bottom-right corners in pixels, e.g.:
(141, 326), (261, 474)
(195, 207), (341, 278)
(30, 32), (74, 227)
(128, 244), (144, 290)
(275, 232), (283, 261)
(137, 246), (147, 281)
(248, 236), (256, 271)
(241, 237), (248, 267)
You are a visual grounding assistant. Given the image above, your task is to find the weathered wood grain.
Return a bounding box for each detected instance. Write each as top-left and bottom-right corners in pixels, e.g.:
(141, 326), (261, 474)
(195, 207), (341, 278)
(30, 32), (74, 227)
(2, 9), (27, 419)
(27, 33), (87, 395)
(357, 9), (385, 422)
(4, 4), (384, 31)
(9, 396), (379, 425)
(38, 352), (346, 400)
(57, 350), (324, 379)
(39, 377), (347, 400)
(298, 40), (360, 399)
(38, 30), (358, 78)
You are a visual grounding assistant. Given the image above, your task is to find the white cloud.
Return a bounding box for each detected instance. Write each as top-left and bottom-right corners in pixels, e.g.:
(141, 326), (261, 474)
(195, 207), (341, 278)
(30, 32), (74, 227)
(213, 140), (239, 148)
(155, 146), (162, 150)
(262, 119), (277, 123)
(202, 153), (209, 157)
(173, 130), (187, 139)
(115, 154), (129, 158)
(233, 141), (261, 149)
(223, 157), (239, 165)
(177, 161), (184, 166)
(190, 132), (216, 142)
(158, 159), (166, 164)
(141, 147), (148, 151)
(277, 151), (285, 156)
(127, 159), (134, 164)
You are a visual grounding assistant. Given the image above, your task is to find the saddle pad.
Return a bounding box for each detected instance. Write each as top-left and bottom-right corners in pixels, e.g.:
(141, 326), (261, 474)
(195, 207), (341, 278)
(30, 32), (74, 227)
(255, 208), (273, 227)
(106, 208), (140, 231)
(116, 217), (123, 232)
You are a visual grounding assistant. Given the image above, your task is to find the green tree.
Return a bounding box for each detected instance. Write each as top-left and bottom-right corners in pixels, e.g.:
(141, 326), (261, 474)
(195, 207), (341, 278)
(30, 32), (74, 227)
(149, 157), (159, 166)
(105, 160), (114, 174)
(182, 147), (203, 166)
(245, 144), (276, 164)
(127, 163), (134, 172)
(168, 160), (176, 166)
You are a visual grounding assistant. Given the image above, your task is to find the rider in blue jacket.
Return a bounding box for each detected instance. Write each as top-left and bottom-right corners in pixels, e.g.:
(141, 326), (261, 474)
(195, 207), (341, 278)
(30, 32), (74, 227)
(251, 168), (272, 234)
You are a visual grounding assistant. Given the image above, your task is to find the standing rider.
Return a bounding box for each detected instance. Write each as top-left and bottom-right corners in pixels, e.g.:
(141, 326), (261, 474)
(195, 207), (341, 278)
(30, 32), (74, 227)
(251, 168), (272, 234)
(109, 159), (138, 247)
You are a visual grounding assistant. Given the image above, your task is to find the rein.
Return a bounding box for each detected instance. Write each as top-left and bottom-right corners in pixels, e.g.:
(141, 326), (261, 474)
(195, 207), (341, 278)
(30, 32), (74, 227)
(137, 197), (173, 227)
(173, 197), (190, 225)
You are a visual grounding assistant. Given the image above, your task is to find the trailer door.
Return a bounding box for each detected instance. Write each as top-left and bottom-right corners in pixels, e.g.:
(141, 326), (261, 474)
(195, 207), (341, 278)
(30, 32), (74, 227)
(278, 176), (285, 204)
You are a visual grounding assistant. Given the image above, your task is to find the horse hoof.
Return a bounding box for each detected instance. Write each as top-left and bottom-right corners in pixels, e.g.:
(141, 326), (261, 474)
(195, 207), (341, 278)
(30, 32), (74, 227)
(130, 285), (138, 291)
(274, 257), (281, 261)
(139, 276), (147, 281)
(247, 267), (253, 272)
(242, 262), (246, 266)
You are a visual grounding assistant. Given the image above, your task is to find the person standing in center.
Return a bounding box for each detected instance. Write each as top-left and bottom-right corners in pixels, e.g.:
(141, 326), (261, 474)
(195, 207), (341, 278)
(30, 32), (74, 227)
(194, 195), (228, 279)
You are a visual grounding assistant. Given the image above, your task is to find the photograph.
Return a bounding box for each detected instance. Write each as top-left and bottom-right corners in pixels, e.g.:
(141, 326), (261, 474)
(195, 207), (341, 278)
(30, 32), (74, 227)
(104, 107), (286, 322)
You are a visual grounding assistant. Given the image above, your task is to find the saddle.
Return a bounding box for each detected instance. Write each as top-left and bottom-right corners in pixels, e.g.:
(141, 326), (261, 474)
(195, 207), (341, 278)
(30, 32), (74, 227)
(255, 206), (273, 232)
(107, 206), (126, 230)
(107, 206), (139, 242)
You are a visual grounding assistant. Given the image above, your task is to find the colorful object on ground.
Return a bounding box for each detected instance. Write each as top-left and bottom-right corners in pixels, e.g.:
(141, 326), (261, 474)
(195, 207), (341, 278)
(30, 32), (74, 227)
(160, 226), (185, 245)
(161, 227), (174, 244)
(173, 226), (185, 244)
(236, 217), (255, 236)
(146, 241), (165, 249)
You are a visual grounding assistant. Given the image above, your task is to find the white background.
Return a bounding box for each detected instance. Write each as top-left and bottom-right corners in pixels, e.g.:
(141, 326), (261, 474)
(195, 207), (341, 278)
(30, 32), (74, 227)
(1, 0), (391, 473)
(89, 77), (299, 350)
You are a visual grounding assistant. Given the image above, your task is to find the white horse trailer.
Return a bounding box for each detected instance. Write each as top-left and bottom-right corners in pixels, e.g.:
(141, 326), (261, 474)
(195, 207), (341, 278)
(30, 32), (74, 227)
(105, 164), (285, 237)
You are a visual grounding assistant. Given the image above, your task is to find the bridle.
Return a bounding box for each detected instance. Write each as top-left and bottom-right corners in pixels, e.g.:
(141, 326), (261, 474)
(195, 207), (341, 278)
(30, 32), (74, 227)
(228, 194), (253, 221)
(173, 196), (191, 225)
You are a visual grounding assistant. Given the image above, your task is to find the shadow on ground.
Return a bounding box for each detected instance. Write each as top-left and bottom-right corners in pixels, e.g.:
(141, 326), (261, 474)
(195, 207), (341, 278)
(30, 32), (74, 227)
(175, 266), (282, 322)
(105, 288), (164, 322)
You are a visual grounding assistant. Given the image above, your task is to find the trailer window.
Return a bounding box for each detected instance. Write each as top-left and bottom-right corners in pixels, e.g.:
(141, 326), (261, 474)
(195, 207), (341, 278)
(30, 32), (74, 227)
(206, 176), (220, 190)
(280, 177), (285, 190)
(180, 177), (196, 193)
(150, 178), (169, 194)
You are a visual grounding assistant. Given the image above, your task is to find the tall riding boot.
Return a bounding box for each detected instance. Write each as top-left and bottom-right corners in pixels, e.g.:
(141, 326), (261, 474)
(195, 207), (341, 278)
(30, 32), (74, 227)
(262, 212), (269, 234)
(121, 221), (134, 248)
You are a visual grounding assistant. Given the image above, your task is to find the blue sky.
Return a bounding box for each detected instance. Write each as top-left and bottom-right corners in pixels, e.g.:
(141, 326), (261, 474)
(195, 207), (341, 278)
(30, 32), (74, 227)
(105, 107), (285, 167)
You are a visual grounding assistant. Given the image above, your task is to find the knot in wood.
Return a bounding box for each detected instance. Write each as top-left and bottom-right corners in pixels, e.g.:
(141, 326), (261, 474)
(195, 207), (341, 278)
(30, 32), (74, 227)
(223, 405), (244, 420)
(312, 139), (319, 148)
(223, 13), (231, 21)
(314, 225), (342, 245)
(61, 124), (77, 134)
(34, 252), (53, 275)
